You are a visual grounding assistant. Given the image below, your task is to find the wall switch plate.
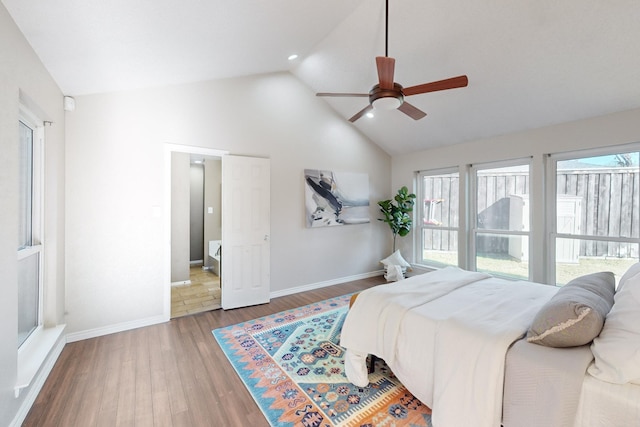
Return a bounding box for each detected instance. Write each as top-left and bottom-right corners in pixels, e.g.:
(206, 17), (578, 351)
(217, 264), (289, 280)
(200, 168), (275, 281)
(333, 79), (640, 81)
(207, 207), (213, 214)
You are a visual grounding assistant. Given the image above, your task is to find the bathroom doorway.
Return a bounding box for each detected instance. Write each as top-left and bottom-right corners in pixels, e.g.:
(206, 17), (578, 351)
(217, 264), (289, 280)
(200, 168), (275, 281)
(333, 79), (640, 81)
(164, 144), (271, 318)
(167, 145), (227, 318)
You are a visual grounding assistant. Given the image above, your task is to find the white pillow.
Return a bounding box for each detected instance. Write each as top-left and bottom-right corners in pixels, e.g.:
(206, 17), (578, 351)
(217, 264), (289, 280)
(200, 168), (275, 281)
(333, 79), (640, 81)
(380, 250), (411, 269)
(384, 265), (405, 282)
(616, 262), (640, 291)
(588, 265), (640, 384)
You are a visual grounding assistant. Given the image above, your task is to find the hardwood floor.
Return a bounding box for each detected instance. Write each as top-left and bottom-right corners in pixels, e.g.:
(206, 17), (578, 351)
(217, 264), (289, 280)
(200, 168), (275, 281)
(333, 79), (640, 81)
(24, 276), (385, 427)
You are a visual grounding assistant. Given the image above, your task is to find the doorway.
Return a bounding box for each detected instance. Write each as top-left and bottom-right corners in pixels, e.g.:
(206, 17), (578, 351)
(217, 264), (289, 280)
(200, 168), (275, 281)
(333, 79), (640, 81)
(170, 153), (223, 318)
(164, 144), (228, 320)
(163, 145), (271, 319)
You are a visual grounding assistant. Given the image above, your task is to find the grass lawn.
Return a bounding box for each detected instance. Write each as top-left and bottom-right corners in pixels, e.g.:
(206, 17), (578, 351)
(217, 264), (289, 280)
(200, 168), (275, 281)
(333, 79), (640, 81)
(423, 251), (636, 285)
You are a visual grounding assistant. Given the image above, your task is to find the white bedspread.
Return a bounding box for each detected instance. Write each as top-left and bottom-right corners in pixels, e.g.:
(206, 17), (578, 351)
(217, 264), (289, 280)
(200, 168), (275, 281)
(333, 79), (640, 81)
(340, 267), (558, 427)
(340, 267), (491, 365)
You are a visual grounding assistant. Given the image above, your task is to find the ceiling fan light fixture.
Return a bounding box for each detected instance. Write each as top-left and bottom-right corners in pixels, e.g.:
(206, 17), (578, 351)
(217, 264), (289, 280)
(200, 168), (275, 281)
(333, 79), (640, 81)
(372, 96), (402, 110)
(314, 0), (467, 123)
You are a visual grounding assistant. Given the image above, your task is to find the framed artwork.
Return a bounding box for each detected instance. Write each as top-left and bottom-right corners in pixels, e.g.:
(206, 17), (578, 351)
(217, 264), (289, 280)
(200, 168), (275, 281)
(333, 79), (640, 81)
(304, 169), (370, 227)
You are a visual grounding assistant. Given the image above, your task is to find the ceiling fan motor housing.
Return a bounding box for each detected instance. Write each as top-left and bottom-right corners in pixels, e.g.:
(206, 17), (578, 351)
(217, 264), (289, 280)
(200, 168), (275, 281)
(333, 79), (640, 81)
(370, 83), (404, 110)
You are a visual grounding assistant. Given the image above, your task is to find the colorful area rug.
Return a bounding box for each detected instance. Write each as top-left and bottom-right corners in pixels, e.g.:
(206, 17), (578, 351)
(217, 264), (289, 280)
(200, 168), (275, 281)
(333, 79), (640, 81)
(213, 293), (432, 427)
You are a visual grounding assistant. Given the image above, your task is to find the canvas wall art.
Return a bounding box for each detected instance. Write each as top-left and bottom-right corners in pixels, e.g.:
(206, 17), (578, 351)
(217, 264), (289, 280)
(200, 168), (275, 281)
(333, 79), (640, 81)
(304, 169), (370, 227)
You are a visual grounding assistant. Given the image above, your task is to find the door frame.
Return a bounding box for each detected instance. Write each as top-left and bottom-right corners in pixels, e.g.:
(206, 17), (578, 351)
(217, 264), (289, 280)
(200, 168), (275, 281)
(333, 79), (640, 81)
(163, 143), (229, 321)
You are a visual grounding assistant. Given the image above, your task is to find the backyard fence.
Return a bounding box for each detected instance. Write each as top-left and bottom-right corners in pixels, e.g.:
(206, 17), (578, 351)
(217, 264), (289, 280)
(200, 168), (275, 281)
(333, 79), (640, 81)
(422, 167), (639, 260)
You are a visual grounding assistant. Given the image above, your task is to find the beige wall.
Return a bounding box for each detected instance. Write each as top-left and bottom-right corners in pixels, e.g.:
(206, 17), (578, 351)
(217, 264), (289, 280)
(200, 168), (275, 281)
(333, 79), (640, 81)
(204, 158), (222, 268)
(64, 72), (391, 336)
(0, 4), (65, 426)
(170, 152), (190, 282)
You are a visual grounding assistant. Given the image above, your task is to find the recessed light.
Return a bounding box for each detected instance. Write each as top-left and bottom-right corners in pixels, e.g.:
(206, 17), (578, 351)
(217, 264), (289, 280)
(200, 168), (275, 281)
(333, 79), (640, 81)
(366, 112), (374, 118)
(288, 54), (299, 61)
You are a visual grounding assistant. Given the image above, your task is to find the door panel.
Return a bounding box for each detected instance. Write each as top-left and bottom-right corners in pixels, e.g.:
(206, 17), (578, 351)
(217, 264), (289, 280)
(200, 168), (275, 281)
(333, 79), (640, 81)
(221, 155), (270, 309)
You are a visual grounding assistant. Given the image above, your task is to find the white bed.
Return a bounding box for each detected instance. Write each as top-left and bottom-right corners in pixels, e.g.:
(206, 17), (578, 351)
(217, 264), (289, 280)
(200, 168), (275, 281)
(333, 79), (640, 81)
(339, 266), (640, 427)
(502, 338), (640, 427)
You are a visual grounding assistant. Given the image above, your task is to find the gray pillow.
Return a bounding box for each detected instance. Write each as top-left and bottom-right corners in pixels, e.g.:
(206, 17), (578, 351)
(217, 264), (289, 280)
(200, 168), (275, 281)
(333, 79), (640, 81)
(527, 272), (615, 347)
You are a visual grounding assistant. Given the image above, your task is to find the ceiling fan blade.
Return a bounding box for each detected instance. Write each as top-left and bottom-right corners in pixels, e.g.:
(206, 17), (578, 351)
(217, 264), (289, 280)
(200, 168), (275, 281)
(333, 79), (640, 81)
(376, 56), (395, 90)
(398, 102), (427, 120)
(349, 105), (373, 122)
(403, 75), (468, 96)
(316, 92), (369, 97)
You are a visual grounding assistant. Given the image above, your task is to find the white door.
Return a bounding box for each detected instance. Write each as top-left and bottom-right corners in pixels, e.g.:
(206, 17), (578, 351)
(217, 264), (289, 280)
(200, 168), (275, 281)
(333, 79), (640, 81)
(221, 155), (270, 309)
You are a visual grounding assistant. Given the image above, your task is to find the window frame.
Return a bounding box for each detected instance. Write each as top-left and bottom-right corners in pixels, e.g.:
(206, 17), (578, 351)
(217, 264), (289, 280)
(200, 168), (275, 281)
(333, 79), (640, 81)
(415, 167), (461, 268)
(546, 144), (640, 285)
(469, 157), (533, 279)
(17, 107), (45, 349)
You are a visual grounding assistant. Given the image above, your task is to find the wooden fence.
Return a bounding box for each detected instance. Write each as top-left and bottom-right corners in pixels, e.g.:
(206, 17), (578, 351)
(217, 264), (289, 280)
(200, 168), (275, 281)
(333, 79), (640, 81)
(422, 168), (639, 259)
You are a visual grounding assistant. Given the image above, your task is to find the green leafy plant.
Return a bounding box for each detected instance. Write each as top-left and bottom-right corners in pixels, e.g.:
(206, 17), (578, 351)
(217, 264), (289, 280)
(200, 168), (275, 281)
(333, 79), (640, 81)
(378, 186), (416, 252)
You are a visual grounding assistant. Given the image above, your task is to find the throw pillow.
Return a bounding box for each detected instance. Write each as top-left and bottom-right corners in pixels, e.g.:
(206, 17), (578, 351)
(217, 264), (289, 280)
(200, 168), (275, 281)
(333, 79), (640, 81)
(380, 250), (411, 269)
(527, 271), (615, 348)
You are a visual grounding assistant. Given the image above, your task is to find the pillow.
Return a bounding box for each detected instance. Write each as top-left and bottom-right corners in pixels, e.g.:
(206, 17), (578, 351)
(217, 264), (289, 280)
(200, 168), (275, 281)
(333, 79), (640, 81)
(380, 250), (411, 269)
(384, 264), (405, 282)
(589, 265), (640, 384)
(526, 272), (615, 348)
(615, 262), (640, 291)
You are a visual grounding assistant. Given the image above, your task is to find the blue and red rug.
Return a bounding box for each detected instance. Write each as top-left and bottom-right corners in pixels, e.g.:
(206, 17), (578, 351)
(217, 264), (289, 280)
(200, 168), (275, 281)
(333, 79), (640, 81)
(212, 293), (432, 427)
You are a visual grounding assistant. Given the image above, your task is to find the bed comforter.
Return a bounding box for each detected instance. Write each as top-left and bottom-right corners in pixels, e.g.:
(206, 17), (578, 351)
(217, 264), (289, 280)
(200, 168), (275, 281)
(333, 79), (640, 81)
(340, 267), (558, 427)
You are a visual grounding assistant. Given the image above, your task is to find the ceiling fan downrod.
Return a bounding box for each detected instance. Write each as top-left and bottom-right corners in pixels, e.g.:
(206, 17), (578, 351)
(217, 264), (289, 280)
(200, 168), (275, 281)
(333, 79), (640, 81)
(384, 0), (389, 57)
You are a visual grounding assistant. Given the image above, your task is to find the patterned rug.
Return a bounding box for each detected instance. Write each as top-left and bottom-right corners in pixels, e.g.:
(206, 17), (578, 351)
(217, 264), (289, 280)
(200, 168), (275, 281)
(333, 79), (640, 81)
(212, 293), (432, 427)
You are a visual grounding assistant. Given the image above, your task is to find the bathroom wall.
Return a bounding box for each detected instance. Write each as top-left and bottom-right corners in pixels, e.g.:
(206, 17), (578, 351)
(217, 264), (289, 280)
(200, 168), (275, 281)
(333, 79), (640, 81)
(204, 158), (222, 269)
(189, 164), (204, 262)
(170, 152), (190, 282)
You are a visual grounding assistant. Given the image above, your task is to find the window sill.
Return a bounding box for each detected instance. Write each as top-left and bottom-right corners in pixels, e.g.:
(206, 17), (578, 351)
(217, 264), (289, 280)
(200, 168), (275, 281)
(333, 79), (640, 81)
(15, 324), (66, 398)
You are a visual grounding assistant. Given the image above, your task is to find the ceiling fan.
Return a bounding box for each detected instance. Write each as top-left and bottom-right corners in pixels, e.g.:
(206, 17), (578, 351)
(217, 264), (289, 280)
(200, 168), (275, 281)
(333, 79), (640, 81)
(316, 0), (468, 123)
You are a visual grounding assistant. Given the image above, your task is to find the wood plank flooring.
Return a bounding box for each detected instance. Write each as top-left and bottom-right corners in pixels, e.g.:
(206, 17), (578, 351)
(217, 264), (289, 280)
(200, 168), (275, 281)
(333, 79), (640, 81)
(24, 276), (385, 427)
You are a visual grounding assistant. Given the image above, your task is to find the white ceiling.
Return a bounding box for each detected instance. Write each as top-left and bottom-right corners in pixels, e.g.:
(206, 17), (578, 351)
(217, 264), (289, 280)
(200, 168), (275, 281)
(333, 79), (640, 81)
(4, 0), (640, 155)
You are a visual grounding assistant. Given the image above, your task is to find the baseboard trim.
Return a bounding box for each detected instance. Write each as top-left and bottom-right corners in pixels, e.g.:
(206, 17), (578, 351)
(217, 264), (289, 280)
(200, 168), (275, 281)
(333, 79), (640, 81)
(65, 314), (168, 343)
(269, 270), (385, 299)
(11, 330), (66, 427)
(68, 270), (391, 341)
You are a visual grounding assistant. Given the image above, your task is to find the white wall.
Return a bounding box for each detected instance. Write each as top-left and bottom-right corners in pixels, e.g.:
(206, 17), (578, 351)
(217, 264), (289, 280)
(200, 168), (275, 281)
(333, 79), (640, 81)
(392, 107), (640, 281)
(0, 4), (65, 426)
(64, 72), (391, 336)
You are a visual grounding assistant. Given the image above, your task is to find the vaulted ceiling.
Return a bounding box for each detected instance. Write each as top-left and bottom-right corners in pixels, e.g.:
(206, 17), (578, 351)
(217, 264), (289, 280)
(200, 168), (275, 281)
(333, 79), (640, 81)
(4, 0), (640, 155)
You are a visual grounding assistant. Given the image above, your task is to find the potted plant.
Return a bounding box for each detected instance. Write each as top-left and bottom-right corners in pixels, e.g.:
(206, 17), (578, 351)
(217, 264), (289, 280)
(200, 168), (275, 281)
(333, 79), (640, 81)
(378, 186), (416, 252)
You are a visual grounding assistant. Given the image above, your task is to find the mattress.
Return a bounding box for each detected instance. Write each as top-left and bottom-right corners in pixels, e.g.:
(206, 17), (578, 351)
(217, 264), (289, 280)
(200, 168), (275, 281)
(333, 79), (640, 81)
(502, 339), (594, 427)
(573, 371), (640, 427)
(503, 338), (640, 427)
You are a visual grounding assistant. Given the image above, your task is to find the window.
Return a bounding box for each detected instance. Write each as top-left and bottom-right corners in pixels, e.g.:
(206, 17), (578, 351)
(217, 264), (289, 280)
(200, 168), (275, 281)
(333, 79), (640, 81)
(550, 149), (640, 285)
(416, 169), (459, 268)
(471, 160), (531, 280)
(17, 114), (43, 348)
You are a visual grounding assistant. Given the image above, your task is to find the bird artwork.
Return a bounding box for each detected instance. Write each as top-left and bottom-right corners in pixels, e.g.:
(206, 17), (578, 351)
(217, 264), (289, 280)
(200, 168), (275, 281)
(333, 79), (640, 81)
(304, 169), (370, 227)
